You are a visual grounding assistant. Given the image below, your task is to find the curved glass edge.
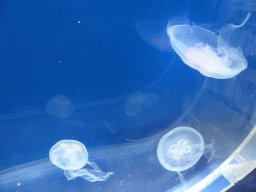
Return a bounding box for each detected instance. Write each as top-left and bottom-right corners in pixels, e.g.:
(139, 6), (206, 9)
(186, 124), (256, 192)
(0, 70), (255, 192)
(221, 123), (256, 191)
(169, 72), (256, 192)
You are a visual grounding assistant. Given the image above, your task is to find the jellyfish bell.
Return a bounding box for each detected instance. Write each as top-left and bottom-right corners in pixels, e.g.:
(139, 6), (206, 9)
(157, 126), (205, 172)
(49, 140), (114, 182)
(166, 13), (251, 79)
(49, 140), (88, 171)
(46, 94), (74, 119)
(124, 92), (159, 117)
(157, 126), (215, 189)
(135, 13), (251, 79)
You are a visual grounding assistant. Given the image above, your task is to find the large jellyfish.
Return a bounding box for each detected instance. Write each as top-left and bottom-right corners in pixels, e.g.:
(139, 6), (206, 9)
(157, 126), (215, 190)
(49, 140), (114, 182)
(136, 13), (251, 79)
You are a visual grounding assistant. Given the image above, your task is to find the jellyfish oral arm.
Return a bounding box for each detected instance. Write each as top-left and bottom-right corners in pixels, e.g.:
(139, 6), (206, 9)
(64, 161), (114, 182)
(218, 12), (251, 50)
(203, 140), (216, 163)
(177, 171), (187, 191)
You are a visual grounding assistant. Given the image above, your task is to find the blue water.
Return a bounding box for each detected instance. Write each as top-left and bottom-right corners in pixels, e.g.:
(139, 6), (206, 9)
(0, 0), (216, 114)
(0, 0), (253, 191)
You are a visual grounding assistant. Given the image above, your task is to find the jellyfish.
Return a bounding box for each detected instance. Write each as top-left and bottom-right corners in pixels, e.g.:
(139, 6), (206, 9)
(135, 20), (173, 52)
(135, 13), (251, 79)
(124, 92), (159, 117)
(46, 94), (74, 119)
(157, 126), (215, 190)
(49, 140), (114, 182)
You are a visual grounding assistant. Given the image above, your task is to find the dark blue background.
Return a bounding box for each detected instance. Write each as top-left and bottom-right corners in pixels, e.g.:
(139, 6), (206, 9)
(0, 0), (215, 115)
(3, 1), (255, 192)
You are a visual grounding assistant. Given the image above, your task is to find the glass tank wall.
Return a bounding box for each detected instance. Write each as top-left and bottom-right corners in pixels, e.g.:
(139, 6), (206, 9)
(0, 0), (255, 191)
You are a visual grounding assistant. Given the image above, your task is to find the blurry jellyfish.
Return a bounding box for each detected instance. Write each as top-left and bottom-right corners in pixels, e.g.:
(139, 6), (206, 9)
(49, 140), (114, 182)
(136, 13), (251, 79)
(46, 94), (74, 119)
(157, 126), (215, 190)
(135, 20), (173, 52)
(124, 92), (159, 117)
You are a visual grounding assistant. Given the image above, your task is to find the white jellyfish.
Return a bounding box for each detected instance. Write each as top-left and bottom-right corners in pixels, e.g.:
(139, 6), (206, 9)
(49, 140), (114, 182)
(46, 94), (74, 119)
(157, 126), (215, 190)
(135, 13), (251, 79)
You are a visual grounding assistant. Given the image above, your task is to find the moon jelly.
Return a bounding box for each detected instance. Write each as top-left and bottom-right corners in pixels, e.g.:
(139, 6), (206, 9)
(49, 140), (114, 182)
(157, 126), (214, 189)
(167, 13), (251, 79)
(46, 94), (74, 119)
(124, 92), (159, 117)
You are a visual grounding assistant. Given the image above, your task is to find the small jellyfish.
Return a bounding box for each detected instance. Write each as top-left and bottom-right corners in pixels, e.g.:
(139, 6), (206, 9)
(49, 140), (114, 182)
(157, 126), (214, 190)
(46, 94), (74, 119)
(124, 92), (159, 117)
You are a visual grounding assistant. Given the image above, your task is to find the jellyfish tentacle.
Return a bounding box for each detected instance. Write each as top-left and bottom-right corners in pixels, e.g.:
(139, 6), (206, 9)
(204, 139), (216, 163)
(218, 12), (251, 50)
(177, 171), (187, 191)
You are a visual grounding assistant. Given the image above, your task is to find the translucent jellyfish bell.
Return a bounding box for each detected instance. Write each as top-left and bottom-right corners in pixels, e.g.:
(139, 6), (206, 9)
(157, 126), (214, 189)
(166, 13), (251, 79)
(49, 140), (114, 182)
(157, 126), (204, 172)
(124, 92), (159, 117)
(135, 13), (251, 79)
(46, 94), (74, 119)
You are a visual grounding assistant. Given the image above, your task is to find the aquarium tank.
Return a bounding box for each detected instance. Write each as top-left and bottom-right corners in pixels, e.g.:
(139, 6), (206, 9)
(0, 0), (256, 191)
